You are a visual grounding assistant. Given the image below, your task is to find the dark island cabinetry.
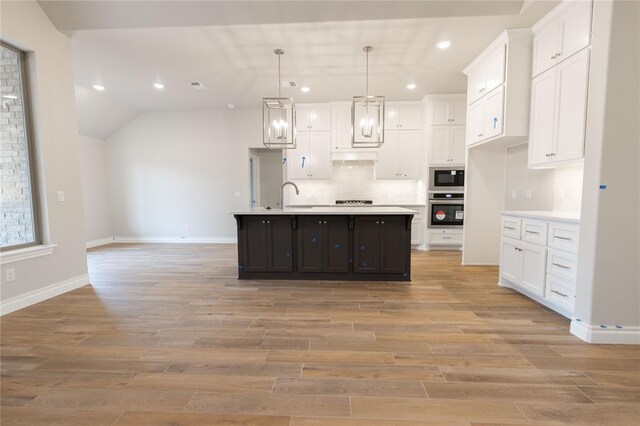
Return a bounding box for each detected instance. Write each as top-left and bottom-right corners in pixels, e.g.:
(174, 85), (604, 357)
(234, 211), (413, 281)
(354, 216), (408, 274)
(240, 216), (293, 272)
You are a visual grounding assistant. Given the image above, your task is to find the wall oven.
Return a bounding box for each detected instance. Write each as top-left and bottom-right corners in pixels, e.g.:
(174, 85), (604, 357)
(429, 167), (465, 191)
(428, 193), (464, 227)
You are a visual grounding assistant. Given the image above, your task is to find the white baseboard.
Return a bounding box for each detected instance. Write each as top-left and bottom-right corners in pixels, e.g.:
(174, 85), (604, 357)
(570, 320), (640, 345)
(86, 237), (115, 249)
(1, 273), (90, 316)
(113, 236), (236, 244)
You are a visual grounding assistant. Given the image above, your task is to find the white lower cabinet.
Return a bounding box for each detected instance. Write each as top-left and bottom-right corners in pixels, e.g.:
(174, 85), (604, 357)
(500, 214), (580, 317)
(500, 238), (545, 297)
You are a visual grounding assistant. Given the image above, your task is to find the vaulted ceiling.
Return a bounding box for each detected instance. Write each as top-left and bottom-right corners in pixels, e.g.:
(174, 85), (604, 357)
(38, 0), (559, 139)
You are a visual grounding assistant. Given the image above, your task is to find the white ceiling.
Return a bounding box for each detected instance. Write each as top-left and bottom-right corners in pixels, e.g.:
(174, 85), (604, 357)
(38, 1), (559, 139)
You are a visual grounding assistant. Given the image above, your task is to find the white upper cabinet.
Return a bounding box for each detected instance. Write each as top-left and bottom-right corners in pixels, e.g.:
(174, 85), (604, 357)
(376, 130), (421, 179)
(529, 7), (591, 169)
(331, 104), (353, 151)
(429, 99), (466, 125)
(463, 29), (532, 148)
(287, 132), (331, 180)
(532, 0), (592, 77)
(385, 102), (421, 130)
(296, 105), (330, 132)
(430, 126), (466, 166)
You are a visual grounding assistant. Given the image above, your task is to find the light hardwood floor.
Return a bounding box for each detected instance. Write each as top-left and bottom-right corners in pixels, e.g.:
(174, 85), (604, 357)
(1, 244), (639, 425)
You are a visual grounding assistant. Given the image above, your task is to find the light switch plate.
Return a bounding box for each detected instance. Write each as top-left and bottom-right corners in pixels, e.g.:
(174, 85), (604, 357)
(511, 190), (517, 198)
(526, 189), (532, 199)
(5, 268), (15, 282)
(57, 191), (65, 202)
(234, 192), (241, 198)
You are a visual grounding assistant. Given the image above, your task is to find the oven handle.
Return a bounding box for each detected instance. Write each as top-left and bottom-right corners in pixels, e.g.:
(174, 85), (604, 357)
(429, 200), (465, 204)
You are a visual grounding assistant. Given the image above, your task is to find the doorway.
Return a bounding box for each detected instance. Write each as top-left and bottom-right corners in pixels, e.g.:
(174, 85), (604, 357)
(249, 148), (283, 208)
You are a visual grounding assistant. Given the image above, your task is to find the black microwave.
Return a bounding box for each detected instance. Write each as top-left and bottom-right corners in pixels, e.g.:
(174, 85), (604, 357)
(431, 168), (465, 189)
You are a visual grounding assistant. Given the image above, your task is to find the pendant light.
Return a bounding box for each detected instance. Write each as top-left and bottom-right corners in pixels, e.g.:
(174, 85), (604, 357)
(263, 49), (296, 149)
(352, 46), (385, 148)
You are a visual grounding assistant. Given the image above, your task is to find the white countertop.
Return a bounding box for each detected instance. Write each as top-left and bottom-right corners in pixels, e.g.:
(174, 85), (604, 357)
(286, 203), (427, 207)
(502, 210), (581, 223)
(232, 207), (418, 215)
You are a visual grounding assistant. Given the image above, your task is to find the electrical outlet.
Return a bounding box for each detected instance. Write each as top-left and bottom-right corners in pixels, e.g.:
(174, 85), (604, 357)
(526, 189), (532, 199)
(5, 268), (15, 282)
(234, 192), (241, 198)
(511, 190), (517, 198)
(185, 224), (190, 231)
(57, 191), (65, 202)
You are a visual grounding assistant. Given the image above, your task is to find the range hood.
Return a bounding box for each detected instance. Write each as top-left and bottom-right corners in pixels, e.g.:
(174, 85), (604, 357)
(331, 151), (378, 162)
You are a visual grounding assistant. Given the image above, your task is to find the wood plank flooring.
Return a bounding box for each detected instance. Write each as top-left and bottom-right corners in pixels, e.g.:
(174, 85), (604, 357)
(1, 243), (639, 425)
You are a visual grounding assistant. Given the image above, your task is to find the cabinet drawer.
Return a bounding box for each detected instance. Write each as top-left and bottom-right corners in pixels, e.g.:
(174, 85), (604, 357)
(521, 219), (548, 246)
(548, 221), (580, 253)
(546, 273), (575, 313)
(547, 248), (578, 282)
(502, 216), (522, 239)
(428, 229), (463, 245)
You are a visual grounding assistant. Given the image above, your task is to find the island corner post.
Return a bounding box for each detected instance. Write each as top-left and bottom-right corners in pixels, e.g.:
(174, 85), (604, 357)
(233, 211), (414, 281)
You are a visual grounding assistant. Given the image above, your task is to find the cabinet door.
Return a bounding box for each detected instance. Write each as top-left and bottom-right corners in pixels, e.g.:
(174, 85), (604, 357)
(500, 238), (522, 284)
(450, 99), (467, 125)
(242, 217), (269, 272)
(467, 64), (486, 104)
(449, 126), (467, 165)
(375, 131), (399, 179)
(309, 108), (330, 131)
(484, 44), (506, 94)
(288, 133), (310, 180)
(267, 217), (293, 272)
(528, 67), (557, 166)
(532, 20), (560, 76)
(398, 105), (421, 129)
(379, 216), (408, 274)
(324, 216), (349, 273)
(308, 132), (331, 179)
(411, 219), (424, 245)
(295, 107), (311, 132)
(429, 126), (449, 165)
(558, 0), (592, 62)
(430, 100), (450, 125)
(297, 216), (324, 272)
(397, 130), (421, 179)
(333, 107), (352, 151)
(385, 105), (399, 129)
(520, 242), (546, 297)
(554, 49), (589, 163)
(354, 216), (380, 273)
(483, 86), (504, 140)
(466, 102), (485, 146)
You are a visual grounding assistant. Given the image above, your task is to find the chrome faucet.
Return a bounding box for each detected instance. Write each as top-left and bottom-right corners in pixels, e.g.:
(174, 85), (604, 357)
(280, 181), (299, 209)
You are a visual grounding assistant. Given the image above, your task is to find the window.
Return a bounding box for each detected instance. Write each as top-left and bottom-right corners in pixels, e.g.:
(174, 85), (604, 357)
(0, 41), (40, 250)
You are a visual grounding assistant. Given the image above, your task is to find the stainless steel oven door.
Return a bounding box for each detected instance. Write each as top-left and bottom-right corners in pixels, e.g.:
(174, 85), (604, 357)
(429, 200), (464, 227)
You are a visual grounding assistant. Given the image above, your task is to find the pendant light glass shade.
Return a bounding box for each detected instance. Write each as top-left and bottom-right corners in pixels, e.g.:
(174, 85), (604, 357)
(352, 46), (385, 148)
(263, 49), (296, 149)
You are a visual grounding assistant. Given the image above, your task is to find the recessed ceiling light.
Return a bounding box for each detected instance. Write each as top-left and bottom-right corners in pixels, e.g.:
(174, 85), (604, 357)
(92, 84), (105, 91)
(153, 83), (165, 89)
(406, 83), (417, 90)
(437, 40), (452, 50)
(228, 104), (236, 109)
(301, 86), (310, 93)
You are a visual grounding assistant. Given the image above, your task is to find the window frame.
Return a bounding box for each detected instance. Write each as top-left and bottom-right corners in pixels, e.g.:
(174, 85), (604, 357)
(0, 40), (42, 252)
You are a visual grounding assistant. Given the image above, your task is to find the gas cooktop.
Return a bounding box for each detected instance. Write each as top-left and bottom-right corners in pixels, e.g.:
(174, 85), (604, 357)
(335, 200), (373, 206)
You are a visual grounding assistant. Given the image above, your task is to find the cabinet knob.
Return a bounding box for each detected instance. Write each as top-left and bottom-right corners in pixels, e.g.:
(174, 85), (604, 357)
(375, 221), (379, 224)
(266, 220), (270, 224)
(323, 221), (327, 224)
(262, 221), (266, 224)
(381, 221), (385, 224)
(318, 220), (323, 224)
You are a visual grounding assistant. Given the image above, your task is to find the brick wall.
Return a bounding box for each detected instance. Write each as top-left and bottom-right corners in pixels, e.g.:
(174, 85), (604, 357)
(1, 45), (36, 247)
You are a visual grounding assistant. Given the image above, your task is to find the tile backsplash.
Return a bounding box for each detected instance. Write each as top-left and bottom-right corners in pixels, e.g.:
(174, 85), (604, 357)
(288, 161), (425, 204)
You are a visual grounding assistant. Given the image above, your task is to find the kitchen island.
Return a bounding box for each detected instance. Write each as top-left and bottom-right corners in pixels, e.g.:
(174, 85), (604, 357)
(232, 207), (415, 281)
